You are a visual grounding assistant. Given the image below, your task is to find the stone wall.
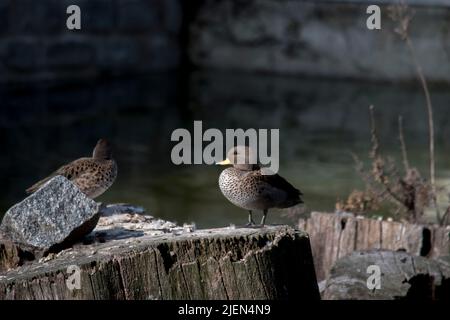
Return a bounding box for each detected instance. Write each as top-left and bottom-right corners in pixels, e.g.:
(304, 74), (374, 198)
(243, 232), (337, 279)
(0, 0), (182, 82)
(1, 0), (450, 83)
(189, 0), (450, 83)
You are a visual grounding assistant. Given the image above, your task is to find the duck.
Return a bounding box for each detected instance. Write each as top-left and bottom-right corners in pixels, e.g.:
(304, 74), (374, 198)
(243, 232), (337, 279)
(217, 146), (303, 226)
(26, 139), (117, 199)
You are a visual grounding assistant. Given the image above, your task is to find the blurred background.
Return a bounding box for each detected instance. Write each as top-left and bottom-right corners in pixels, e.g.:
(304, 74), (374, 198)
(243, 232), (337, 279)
(1, 0), (450, 228)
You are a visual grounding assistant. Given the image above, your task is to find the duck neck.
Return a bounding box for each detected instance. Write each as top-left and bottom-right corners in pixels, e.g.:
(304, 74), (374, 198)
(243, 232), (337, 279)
(234, 164), (260, 171)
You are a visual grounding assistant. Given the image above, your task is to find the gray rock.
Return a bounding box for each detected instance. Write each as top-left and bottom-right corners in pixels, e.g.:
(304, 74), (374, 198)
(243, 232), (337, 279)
(0, 175), (101, 254)
(322, 250), (450, 300)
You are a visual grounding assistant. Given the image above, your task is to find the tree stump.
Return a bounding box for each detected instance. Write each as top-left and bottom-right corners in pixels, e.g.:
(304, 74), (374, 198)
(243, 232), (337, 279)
(299, 212), (450, 281)
(322, 250), (450, 300)
(0, 205), (319, 300)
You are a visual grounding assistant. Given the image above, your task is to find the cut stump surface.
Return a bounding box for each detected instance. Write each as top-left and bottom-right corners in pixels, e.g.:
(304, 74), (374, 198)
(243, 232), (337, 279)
(1, 205), (319, 300)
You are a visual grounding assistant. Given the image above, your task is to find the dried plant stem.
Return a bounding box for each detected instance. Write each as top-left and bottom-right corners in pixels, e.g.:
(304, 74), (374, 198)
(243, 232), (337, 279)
(443, 206), (450, 225)
(404, 36), (441, 224)
(398, 116), (410, 172)
(367, 108), (407, 209)
(369, 105), (379, 159)
(387, 1), (446, 225)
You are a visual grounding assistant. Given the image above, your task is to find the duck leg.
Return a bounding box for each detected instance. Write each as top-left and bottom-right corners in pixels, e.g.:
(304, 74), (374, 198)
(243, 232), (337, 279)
(246, 210), (256, 226)
(260, 209), (268, 226)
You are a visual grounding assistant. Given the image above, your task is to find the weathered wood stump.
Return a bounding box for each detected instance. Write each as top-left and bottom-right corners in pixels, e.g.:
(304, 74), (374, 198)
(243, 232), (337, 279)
(322, 250), (450, 300)
(0, 205), (319, 300)
(299, 212), (450, 281)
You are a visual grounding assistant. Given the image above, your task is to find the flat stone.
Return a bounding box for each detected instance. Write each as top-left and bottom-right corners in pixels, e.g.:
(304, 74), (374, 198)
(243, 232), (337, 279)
(0, 175), (101, 254)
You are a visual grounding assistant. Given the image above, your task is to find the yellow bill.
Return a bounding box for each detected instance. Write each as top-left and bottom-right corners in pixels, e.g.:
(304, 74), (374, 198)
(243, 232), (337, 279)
(216, 158), (232, 165)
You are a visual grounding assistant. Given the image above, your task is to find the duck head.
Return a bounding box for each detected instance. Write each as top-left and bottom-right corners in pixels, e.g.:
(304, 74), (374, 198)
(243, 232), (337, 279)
(216, 146), (259, 171)
(93, 139), (113, 160)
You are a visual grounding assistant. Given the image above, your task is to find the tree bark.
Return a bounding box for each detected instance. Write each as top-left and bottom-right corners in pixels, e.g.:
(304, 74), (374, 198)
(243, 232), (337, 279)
(299, 212), (450, 281)
(1, 208), (319, 300)
(322, 250), (450, 300)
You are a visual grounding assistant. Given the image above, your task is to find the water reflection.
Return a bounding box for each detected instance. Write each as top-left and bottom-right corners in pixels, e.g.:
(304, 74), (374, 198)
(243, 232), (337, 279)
(1, 71), (450, 228)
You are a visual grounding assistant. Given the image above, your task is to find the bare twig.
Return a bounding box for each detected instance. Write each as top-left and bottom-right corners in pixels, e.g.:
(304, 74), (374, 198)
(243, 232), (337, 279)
(351, 153), (382, 193)
(443, 206), (450, 225)
(346, 107), (431, 223)
(356, 111), (406, 210)
(403, 37), (440, 223)
(398, 116), (410, 172)
(369, 105), (379, 160)
(389, 1), (442, 225)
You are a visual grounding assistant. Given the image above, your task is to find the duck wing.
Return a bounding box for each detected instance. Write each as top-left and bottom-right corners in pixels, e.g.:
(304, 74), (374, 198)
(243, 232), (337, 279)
(264, 174), (303, 197)
(25, 158), (93, 194)
(248, 170), (304, 207)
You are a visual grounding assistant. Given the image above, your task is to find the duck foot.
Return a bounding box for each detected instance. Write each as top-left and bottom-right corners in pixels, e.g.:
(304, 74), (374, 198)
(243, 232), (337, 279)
(260, 209), (268, 226)
(246, 210), (256, 227)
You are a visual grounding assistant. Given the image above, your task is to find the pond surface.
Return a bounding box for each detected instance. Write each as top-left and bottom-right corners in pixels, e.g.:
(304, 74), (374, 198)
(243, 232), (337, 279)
(1, 71), (450, 228)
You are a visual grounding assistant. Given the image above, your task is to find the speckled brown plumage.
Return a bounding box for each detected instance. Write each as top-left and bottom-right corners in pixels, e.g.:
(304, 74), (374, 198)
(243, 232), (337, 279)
(217, 146), (303, 226)
(26, 139), (117, 199)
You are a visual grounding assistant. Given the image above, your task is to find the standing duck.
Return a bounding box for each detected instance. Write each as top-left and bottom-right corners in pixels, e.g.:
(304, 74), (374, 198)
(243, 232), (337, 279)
(26, 139), (117, 199)
(217, 146), (303, 226)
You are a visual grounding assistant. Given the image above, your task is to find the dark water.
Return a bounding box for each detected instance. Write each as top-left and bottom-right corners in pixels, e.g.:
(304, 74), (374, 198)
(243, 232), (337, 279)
(1, 71), (450, 228)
